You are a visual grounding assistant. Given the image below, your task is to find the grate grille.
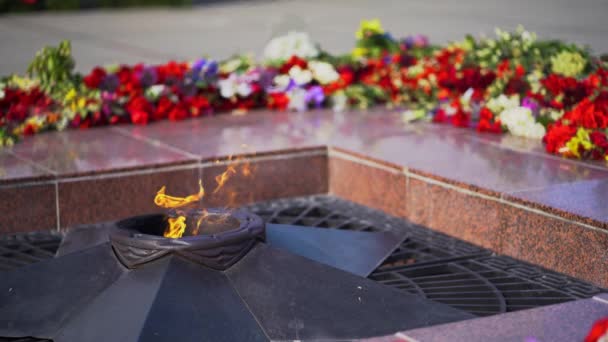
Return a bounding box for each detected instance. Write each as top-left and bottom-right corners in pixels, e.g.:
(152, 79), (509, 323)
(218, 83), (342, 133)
(370, 258), (582, 316)
(0, 338), (52, 342)
(248, 195), (491, 267)
(248, 195), (604, 317)
(0, 232), (62, 272)
(0, 195), (603, 319)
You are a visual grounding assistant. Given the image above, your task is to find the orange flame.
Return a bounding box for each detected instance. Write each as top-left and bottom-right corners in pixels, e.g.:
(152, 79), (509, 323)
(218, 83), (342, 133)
(155, 180), (204, 209)
(213, 162), (237, 194)
(191, 209), (209, 236)
(154, 146), (257, 238)
(165, 215), (187, 239)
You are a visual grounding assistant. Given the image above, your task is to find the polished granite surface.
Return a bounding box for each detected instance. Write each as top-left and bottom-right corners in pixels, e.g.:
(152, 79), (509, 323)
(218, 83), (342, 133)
(2, 110), (608, 227)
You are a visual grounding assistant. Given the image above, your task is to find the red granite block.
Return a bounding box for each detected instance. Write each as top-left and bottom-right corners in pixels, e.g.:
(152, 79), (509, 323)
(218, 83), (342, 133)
(0, 152), (54, 185)
(406, 177), (502, 250)
(10, 128), (195, 178)
(505, 179), (608, 230)
(0, 183), (57, 233)
(401, 297), (608, 342)
(58, 166), (200, 228)
(202, 154), (328, 208)
(499, 205), (608, 287)
(329, 155), (407, 219)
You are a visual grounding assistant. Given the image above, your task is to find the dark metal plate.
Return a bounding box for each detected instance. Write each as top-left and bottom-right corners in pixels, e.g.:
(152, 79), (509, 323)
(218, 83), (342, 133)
(266, 223), (406, 277)
(226, 244), (473, 340)
(0, 244), (125, 338)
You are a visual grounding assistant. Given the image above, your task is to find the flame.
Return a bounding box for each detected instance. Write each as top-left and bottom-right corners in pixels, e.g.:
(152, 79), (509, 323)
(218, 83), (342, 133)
(191, 209), (209, 236)
(155, 180), (204, 209)
(154, 145), (257, 239)
(165, 215), (187, 238)
(213, 163), (237, 194)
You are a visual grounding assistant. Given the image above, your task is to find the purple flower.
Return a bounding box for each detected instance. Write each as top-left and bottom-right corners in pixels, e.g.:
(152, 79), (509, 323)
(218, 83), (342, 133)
(192, 59), (207, 72)
(205, 61), (218, 78)
(101, 74), (119, 92)
(522, 97), (539, 114)
(403, 34), (429, 49)
(259, 68), (278, 90)
(305, 86), (325, 108)
(138, 66), (157, 88)
(191, 59), (219, 82)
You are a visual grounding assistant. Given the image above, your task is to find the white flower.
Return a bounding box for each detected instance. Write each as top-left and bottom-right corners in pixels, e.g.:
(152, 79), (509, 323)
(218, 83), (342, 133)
(220, 59), (242, 74)
(263, 31), (319, 61)
(218, 74), (252, 99)
(331, 91), (348, 112)
(308, 61), (339, 85)
(499, 106), (546, 139)
(236, 82), (253, 97)
(486, 94), (520, 114)
(288, 66), (313, 86)
(287, 87), (308, 112)
(145, 84), (165, 100)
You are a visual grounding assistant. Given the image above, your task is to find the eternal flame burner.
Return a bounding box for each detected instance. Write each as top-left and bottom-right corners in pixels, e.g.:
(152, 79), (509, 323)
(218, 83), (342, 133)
(111, 208), (265, 269)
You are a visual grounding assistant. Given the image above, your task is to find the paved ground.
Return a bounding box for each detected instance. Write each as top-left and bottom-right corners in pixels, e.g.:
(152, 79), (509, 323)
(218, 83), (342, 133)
(1, 0), (607, 74)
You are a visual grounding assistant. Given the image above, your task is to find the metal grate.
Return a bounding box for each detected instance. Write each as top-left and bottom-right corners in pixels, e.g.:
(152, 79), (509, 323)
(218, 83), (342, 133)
(0, 232), (62, 272)
(248, 195), (491, 267)
(248, 195), (604, 317)
(370, 258), (585, 316)
(0, 195), (603, 319)
(0, 338), (52, 342)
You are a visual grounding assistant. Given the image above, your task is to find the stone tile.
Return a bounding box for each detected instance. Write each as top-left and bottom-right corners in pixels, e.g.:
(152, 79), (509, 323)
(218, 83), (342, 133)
(499, 205), (608, 287)
(407, 177), (502, 250)
(0, 152), (53, 184)
(10, 127), (195, 178)
(201, 154), (328, 208)
(401, 297), (608, 342)
(0, 183), (56, 233)
(58, 166), (199, 228)
(329, 155), (407, 219)
(348, 122), (608, 193)
(359, 336), (406, 342)
(468, 131), (608, 171)
(505, 179), (608, 229)
(119, 110), (333, 160)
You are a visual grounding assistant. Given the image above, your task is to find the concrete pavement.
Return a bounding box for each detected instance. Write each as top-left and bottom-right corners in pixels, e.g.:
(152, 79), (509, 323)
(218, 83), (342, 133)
(1, 0), (607, 75)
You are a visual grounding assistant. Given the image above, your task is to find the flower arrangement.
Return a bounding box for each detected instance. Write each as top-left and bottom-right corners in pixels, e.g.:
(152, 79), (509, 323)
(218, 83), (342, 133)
(1, 19), (607, 162)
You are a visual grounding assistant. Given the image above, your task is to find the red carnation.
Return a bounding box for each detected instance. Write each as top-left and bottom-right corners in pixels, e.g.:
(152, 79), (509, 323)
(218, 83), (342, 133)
(279, 56), (308, 74)
(267, 93), (289, 110)
(153, 96), (173, 121)
(433, 108), (448, 123)
(590, 131), (608, 150)
(451, 109), (470, 128)
(564, 99), (608, 130)
(188, 96), (210, 117)
(83, 67), (107, 89)
(168, 103), (188, 121)
(543, 123), (577, 154)
(477, 107), (502, 133)
(126, 96), (151, 125)
(585, 318), (608, 342)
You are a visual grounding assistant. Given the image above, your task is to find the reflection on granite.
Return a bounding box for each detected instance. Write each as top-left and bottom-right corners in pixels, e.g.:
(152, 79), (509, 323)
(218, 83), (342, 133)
(0, 152), (53, 183)
(401, 297), (608, 342)
(121, 109), (608, 194)
(506, 179), (608, 228)
(3, 109), (608, 230)
(118, 110), (333, 159)
(8, 128), (196, 177)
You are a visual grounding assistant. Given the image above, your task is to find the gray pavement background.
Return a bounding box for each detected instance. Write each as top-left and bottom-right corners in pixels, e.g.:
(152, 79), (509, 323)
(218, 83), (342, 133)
(1, 0), (607, 75)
